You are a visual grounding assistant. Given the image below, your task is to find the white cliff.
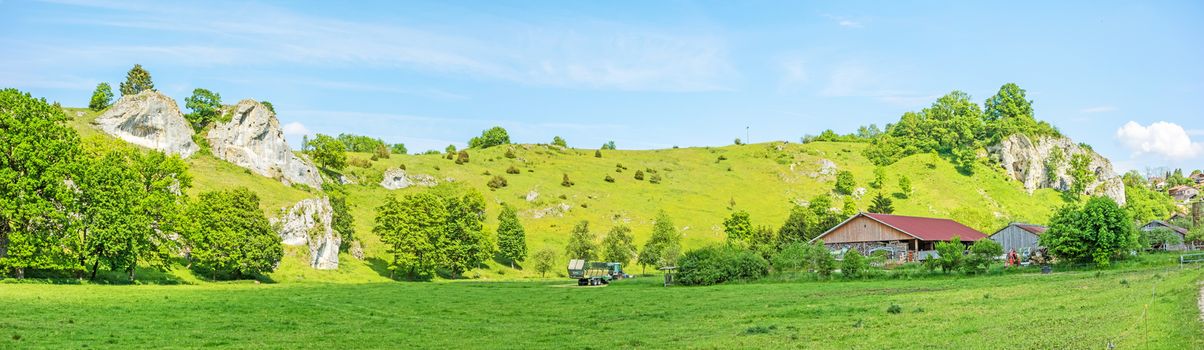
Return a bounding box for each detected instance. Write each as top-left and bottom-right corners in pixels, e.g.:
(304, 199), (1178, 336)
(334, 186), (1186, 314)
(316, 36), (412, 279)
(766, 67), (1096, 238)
(271, 197), (341, 270)
(990, 134), (1126, 205)
(93, 90), (199, 158)
(207, 100), (322, 188)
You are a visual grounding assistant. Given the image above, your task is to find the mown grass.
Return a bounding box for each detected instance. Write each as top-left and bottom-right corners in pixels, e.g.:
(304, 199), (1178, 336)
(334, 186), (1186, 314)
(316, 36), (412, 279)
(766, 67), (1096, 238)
(2, 263), (1200, 349)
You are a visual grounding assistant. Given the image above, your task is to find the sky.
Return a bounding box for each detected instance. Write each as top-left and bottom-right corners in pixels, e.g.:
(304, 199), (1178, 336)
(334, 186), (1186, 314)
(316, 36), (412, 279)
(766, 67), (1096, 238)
(2, 0), (1202, 173)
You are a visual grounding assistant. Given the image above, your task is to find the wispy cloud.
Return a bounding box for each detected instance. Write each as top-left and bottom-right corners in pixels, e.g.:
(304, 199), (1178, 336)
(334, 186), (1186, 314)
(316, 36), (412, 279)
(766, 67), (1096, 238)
(820, 62), (933, 107)
(823, 14), (863, 28)
(31, 0), (735, 92)
(1080, 105), (1117, 114)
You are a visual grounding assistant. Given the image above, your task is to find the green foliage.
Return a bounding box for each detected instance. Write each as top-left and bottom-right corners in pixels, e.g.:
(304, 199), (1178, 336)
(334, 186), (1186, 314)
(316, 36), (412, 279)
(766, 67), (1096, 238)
(1122, 172), (1177, 223)
(734, 138), (743, 145)
(71, 140), (191, 280)
(496, 204), (527, 267)
(438, 189), (493, 278)
(983, 83), (1060, 142)
(372, 143), (390, 160)
(963, 239), (1002, 273)
(504, 148), (516, 158)
(1045, 148), (1065, 182)
(602, 141), (617, 150)
(487, 175), (508, 189)
(552, 136), (567, 147)
(604, 174), (615, 183)
(1041, 196), (1138, 266)
(374, 192), (445, 278)
(676, 245), (768, 286)
(723, 210), (754, 244)
(834, 170), (856, 195)
(88, 82), (113, 111)
(841, 249), (867, 278)
(808, 195), (844, 238)
(469, 126), (510, 149)
(455, 150), (469, 164)
(802, 129), (875, 143)
(182, 188), (282, 279)
(531, 247), (557, 277)
(649, 173), (662, 184)
(601, 225), (636, 265)
(638, 211), (682, 271)
(506, 166), (520, 175)
(776, 205), (815, 247)
(634, 169), (644, 180)
(932, 237), (965, 273)
(869, 167), (886, 189)
(769, 242), (808, 272)
(0, 89), (83, 276)
(260, 101), (275, 114)
(307, 134), (347, 171)
(594, 149), (602, 158)
(1068, 154), (1096, 195)
(561, 173), (574, 187)
(810, 242), (836, 277)
(868, 192), (894, 214)
(1139, 228), (1182, 251)
(336, 133), (389, 153)
(390, 143), (408, 155)
(184, 88), (222, 132)
(119, 64), (154, 96)
(897, 175), (912, 198)
(564, 221), (597, 260)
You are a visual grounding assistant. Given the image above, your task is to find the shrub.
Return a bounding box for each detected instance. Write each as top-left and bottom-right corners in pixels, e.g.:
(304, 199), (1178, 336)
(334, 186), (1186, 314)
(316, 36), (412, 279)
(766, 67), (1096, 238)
(487, 175), (508, 190)
(468, 126), (510, 149)
(604, 175), (615, 183)
(552, 136), (568, 147)
(634, 170), (645, 181)
(770, 242), (809, 272)
(834, 170), (856, 195)
(1041, 196), (1138, 266)
(561, 173), (574, 187)
(887, 304), (902, 314)
(348, 157), (371, 168)
(504, 148), (516, 158)
(717, 155), (727, 162)
(649, 173), (662, 184)
(595, 149), (602, 158)
(455, 150), (470, 164)
(676, 245), (769, 286)
(506, 166), (520, 174)
(963, 239), (1003, 273)
(89, 82), (113, 111)
(933, 237), (965, 273)
(841, 249), (867, 278)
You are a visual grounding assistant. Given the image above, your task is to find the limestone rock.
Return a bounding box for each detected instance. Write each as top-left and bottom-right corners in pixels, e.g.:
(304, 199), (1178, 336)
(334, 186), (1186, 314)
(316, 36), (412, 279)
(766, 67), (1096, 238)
(207, 100), (321, 188)
(380, 168), (437, 190)
(271, 197), (341, 270)
(989, 134), (1126, 205)
(93, 90), (199, 158)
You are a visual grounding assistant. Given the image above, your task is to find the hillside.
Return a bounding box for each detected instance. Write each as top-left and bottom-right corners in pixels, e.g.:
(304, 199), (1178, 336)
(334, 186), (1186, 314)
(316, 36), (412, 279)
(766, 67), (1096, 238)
(62, 106), (1073, 281)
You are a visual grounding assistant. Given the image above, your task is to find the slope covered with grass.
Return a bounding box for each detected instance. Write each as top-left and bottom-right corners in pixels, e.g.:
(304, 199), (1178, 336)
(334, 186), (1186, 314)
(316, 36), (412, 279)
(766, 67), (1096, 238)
(63, 106), (1071, 281)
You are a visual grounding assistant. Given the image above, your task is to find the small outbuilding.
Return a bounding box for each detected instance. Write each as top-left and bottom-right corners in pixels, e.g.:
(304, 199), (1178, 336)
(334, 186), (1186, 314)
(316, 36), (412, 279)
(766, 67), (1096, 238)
(989, 223), (1047, 255)
(1139, 220), (1189, 251)
(810, 212), (988, 262)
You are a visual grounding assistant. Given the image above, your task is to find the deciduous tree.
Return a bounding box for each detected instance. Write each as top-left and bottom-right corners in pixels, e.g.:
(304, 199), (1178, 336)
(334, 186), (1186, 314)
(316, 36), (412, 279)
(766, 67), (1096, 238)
(601, 225), (636, 265)
(307, 134), (347, 171)
(184, 88), (222, 132)
(564, 221), (597, 260)
(496, 204), (527, 268)
(89, 82), (113, 111)
(182, 189), (282, 280)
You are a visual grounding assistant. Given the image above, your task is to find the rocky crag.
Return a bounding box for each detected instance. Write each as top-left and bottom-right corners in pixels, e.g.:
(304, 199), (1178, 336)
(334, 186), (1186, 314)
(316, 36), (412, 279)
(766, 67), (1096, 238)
(380, 168), (438, 190)
(93, 90), (199, 158)
(207, 100), (322, 188)
(271, 197), (340, 270)
(990, 134), (1125, 205)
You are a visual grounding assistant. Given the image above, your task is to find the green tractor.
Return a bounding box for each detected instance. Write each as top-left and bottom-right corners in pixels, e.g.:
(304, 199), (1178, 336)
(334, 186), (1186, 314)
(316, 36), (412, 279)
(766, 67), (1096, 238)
(567, 259), (628, 286)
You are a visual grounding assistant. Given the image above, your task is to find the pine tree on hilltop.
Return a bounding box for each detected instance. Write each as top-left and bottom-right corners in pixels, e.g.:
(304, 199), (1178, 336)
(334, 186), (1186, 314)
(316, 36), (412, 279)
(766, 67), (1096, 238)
(119, 64), (154, 96)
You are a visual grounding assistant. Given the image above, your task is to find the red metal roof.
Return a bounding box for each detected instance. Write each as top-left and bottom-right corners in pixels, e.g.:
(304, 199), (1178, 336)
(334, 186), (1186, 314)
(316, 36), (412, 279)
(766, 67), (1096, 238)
(862, 213), (988, 242)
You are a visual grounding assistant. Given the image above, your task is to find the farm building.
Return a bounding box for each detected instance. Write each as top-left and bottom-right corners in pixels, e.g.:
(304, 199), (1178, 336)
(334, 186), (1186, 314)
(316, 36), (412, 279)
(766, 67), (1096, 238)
(810, 212), (987, 261)
(1192, 173), (1204, 185)
(1168, 185), (1199, 202)
(989, 223), (1047, 255)
(1139, 220), (1189, 251)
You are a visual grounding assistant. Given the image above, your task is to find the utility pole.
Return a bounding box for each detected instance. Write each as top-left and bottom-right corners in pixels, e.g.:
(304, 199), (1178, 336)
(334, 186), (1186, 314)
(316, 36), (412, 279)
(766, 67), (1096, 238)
(745, 126), (749, 144)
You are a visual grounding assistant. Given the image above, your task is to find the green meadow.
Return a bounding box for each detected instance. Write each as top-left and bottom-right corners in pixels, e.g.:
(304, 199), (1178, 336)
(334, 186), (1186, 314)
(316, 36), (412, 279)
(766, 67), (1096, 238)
(2, 261), (1201, 349)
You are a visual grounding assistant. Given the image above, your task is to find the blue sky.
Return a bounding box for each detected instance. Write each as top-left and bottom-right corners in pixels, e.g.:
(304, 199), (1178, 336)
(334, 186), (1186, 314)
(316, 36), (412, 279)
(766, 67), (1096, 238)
(3, 0), (1202, 172)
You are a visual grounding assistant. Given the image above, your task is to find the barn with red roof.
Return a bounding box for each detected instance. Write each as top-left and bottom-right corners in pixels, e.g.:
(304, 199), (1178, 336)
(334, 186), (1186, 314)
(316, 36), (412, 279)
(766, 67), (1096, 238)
(809, 212), (988, 261)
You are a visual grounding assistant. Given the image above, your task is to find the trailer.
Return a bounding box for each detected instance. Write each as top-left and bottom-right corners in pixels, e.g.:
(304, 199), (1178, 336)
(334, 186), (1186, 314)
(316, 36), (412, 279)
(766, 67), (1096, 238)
(567, 259), (627, 286)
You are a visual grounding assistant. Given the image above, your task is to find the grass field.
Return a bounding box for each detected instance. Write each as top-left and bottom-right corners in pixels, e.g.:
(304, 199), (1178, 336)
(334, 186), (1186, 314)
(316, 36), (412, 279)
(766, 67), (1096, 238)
(2, 261), (1201, 349)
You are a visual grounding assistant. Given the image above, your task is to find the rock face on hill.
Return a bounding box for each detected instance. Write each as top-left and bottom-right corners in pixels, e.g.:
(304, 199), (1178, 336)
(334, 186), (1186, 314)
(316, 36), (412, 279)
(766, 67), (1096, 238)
(380, 168), (438, 190)
(271, 197), (340, 270)
(207, 100), (322, 188)
(93, 90), (199, 158)
(989, 134), (1125, 205)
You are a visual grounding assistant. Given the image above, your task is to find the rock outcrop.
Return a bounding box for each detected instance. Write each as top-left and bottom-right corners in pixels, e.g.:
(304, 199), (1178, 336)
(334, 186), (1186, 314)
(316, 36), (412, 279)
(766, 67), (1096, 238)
(271, 198), (340, 270)
(93, 90), (199, 158)
(989, 134), (1125, 205)
(380, 168), (437, 190)
(207, 100), (322, 188)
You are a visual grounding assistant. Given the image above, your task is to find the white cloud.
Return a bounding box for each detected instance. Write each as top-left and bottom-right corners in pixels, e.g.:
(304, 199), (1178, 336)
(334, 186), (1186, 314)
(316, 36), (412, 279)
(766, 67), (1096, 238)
(31, 1), (734, 92)
(1080, 105), (1117, 114)
(819, 62), (933, 107)
(823, 14), (863, 28)
(281, 122), (311, 137)
(1115, 121), (1204, 160)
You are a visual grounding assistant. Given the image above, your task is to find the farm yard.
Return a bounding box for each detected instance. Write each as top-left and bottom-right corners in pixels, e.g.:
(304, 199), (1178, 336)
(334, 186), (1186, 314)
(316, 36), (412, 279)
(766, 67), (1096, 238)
(2, 258), (1202, 349)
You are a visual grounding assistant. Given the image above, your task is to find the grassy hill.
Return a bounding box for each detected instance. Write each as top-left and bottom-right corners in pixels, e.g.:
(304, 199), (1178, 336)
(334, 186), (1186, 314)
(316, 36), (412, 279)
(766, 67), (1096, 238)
(62, 107), (1072, 282)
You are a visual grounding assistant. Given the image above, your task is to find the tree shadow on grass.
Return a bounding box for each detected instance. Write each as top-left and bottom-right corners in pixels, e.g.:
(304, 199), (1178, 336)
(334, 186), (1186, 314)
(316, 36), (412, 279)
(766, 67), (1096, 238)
(363, 256), (432, 281)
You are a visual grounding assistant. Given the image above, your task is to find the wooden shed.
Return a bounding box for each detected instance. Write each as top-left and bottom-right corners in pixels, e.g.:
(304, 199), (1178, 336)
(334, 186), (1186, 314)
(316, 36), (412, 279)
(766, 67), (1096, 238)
(989, 223), (1047, 255)
(810, 212), (988, 261)
(1139, 220), (1189, 251)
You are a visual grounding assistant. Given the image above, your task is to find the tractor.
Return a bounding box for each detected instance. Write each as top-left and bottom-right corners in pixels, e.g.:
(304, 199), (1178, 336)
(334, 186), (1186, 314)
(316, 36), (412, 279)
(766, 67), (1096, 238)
(567, 259), (628, 286)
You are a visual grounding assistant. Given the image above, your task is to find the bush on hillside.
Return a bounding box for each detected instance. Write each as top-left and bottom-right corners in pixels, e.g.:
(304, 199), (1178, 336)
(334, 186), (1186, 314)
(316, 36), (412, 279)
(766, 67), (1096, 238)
(561, 173), (574, 187)
(468, 126), (510, 149)
(504, 148), (516, 158)
(455, 150), (470, 164)
(634, 170), (645, 181)
(1041, 196), (1138, 266)
(676, 245), (768, 286)
(595, 149), (602, 158)
(604, 175), (615, 183)
(506, 166), (520, 174)
(89, 82), (113, 111)
(487, 175), (508, 190)
(834, 171), (856, 195)
(348, 157), (371, 168)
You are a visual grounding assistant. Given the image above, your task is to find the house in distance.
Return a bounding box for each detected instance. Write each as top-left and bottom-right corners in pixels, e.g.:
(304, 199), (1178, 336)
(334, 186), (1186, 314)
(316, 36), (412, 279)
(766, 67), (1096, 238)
(810, 212), (987, 262)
